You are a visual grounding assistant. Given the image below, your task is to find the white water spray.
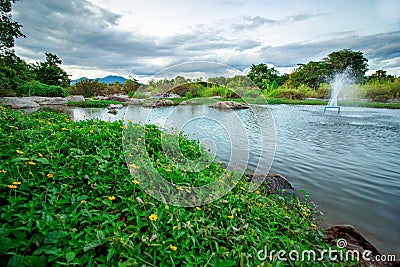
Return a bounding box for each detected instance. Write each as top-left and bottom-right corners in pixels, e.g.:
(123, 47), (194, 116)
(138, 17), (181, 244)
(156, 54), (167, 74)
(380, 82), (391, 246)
(328, 67), (355, 107)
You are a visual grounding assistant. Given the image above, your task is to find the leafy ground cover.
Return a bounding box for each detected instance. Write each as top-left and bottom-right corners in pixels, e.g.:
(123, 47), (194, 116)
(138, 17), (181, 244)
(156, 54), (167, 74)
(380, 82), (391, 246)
(0, 105), (353, 266)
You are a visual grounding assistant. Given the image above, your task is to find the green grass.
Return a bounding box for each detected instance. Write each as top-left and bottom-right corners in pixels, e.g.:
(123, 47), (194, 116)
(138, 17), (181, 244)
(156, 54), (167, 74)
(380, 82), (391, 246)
(66, 99), (125, 108)
(0, 105), (354, 266)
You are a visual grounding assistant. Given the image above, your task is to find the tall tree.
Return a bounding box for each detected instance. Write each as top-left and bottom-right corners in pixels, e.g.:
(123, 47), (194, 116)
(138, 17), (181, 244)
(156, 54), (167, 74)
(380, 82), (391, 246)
(323, 48), (368, 82)
(32, 53), (70, 87)
(289, 61), (330, 90)
(0, 0), (25, 55)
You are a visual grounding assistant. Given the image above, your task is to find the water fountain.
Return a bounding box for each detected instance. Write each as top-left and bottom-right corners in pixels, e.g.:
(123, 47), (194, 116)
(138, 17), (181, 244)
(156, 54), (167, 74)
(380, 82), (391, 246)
(324, 68), (354, 114)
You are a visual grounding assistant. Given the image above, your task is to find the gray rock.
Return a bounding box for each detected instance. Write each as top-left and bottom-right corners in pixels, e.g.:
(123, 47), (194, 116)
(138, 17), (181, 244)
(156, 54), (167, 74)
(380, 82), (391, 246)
(66, 95), (85, 102)
(324, 225), (399, 266)
(143, 99), (174, 107)
(209, 101), (249, 110)
(107, 104), (123, 109)
(128, 98), (144, 105)
(250, 173), (294, 194)
(41, 97), (68, 105)
(0, 97), (40, 109)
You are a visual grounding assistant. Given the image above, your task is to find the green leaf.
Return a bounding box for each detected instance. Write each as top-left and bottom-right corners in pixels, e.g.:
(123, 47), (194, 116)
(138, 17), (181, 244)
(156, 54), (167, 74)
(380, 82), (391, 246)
(66, 252), (75, 262)
(83, 239), (102, 252)
(7, 255), (24, 267)
(44, 230), (67, 244)
(107, 247), (116, 262)
(35, 158), (50, 164)
(10, 157), (30, 162)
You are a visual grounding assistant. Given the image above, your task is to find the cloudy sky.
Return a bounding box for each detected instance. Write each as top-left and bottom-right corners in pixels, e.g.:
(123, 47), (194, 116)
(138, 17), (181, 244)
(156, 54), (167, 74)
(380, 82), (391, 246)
(12, 0), (400, 81)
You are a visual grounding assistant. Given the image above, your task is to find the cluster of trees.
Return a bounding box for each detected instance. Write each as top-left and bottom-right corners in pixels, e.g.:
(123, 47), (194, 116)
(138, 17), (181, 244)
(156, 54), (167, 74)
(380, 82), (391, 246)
(70, 78), (140, 97)
(0, 0), (70, 96)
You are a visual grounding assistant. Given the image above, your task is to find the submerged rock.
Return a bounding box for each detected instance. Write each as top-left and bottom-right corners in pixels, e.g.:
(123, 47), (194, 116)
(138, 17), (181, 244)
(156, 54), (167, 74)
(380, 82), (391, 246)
(209, 101), (249, 110)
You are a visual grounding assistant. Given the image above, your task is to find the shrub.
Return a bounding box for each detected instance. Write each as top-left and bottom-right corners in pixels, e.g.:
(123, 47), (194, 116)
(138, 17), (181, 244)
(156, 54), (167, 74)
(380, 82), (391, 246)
(128, 91), (149, 99)
(15, 82), (69, 97)
(276, 88), (305, 100)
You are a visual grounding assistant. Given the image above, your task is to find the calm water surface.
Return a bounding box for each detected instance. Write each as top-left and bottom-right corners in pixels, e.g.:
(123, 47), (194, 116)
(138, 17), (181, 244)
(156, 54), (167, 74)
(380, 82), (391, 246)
(69, 104), (400, 256)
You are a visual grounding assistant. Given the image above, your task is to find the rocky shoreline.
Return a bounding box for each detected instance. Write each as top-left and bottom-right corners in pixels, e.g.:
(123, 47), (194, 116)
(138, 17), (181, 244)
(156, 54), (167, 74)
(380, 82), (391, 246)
(257, 173), (399, 266)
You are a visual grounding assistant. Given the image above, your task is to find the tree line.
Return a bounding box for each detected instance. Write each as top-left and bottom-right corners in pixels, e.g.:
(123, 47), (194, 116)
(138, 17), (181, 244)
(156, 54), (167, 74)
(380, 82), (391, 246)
(1, 0), (399, 101)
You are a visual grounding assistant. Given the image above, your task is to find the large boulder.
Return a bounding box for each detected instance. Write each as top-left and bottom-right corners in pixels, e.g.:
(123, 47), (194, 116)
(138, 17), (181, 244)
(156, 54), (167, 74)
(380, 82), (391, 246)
(66, 95), (85, 102)
(209, 101), (249, 110)
(0, 97), (40, 109)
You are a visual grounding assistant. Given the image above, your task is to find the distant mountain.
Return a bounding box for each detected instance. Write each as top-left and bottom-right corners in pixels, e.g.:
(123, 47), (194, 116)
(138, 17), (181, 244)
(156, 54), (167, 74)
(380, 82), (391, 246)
(71, 75), (127, 85)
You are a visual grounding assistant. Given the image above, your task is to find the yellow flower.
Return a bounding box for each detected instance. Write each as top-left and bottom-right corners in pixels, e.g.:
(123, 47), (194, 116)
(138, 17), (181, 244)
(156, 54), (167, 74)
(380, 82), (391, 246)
(16, 150), (24, 154)
(47, 173), (53, 178)
(196, 207), (201, 211)
(0, 170), (7, 173)
(61, 127), (68, 131)
(95, 171), (98, 175)
(240, 186), (246, 191)
(12, 181), (21, 185)
(27, 161), (36, 165)
(170, 245), (177, 251)
(227, 215), (234, 219)
(129, 163), (139, 169)
(108, 196), (116, 201)
(132, 179), (139, 185)
(311, 223), (316, 228)
(8, 185), (17, 189)
(256, 203), (262, 207)
(302, 211), (308, 216)
(149, 214), (158, 221)
(81, 200), (87, 204)
(38, 153), (43, 157)
(137, 137), (142, 141)
(89, 129), (94, 134)
(29, 171), (33, 175)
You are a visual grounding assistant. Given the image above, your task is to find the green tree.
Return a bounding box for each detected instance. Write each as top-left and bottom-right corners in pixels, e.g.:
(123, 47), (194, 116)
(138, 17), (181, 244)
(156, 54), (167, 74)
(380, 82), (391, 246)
(323, 48), (368, 82)
(0, 0), (26, 55)
(368, 69), (394, 82)
(32, 53), (70, 87)
(247, 63), (281, 89)
(122, 76), (140, 94)
(289, 61), (329, 90)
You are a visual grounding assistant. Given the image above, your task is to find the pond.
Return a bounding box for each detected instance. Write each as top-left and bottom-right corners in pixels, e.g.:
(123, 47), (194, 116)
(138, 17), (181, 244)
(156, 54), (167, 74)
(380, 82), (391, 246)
(66, 104), (400, 256)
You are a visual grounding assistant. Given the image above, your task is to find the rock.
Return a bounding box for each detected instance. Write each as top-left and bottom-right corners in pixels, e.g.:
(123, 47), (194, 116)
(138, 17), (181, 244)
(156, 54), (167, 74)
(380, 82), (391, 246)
(66, 95), (85, 102)
(180, 101), (187, 105)
(106, 94), (130, 102)
(107, 104), (123, 109)
(0, 97), (40, 109)
(250, 173), (294, 194)
(153, 93), (181, 99)
(143, 99), (174, 107)
(324, 225), (399, 266)
(209, 101), (249, 110)
(128, 98), (144, 105)
(41, 97), (68, 105)
(107, 109), (118, 115)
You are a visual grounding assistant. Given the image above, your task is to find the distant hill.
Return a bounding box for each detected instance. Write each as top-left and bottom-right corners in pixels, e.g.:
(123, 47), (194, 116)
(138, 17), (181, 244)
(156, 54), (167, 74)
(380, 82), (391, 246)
(71, 75), (127, 85)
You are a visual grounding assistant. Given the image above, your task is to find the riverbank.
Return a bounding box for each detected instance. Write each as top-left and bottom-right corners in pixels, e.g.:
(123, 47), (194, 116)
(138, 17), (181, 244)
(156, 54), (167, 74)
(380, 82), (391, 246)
(0, 105), (359, 266)
(1, 95), (400, 109)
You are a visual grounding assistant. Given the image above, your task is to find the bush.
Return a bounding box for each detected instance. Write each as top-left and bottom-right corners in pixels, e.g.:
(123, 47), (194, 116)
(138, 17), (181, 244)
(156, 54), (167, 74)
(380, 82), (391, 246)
(128, 91), (149, 99)
(15, 82), (69, 97)
(362, 79), (400, 101)
(276, 88), (305, 100)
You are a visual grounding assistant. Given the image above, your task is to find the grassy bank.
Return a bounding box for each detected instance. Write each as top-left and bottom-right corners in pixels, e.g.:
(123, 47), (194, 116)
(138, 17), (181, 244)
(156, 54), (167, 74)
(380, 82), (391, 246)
(1, 105), (352, 266)
(66, 99), (125, 108)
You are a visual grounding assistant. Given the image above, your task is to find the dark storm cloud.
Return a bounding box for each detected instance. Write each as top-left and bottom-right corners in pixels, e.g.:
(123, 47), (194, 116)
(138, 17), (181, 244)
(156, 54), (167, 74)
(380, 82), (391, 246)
(232, 13), (327, 31)
(259, 30), (400, 71)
